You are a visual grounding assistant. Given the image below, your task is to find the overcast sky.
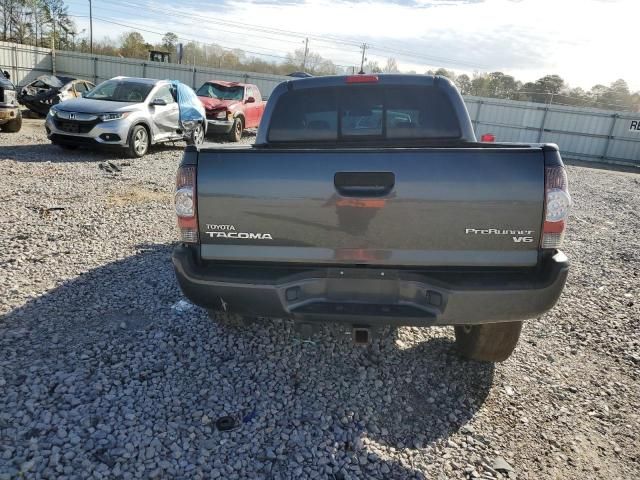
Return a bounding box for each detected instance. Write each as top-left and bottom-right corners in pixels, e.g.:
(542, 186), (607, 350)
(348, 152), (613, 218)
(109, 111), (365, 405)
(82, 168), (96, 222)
(65, 0), (639, 91)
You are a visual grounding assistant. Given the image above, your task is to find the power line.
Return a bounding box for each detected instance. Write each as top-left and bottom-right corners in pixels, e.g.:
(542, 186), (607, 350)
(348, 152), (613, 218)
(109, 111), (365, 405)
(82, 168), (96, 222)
(68, 14), (357, 69)
(70, 15), (291, 60)
(65, 0), (361, 66)
(67, 0), (488, 71)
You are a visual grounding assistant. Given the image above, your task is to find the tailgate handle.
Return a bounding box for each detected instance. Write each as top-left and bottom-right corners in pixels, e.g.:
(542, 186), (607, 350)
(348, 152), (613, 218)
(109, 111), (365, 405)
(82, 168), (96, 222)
(334, 172), (395, 197)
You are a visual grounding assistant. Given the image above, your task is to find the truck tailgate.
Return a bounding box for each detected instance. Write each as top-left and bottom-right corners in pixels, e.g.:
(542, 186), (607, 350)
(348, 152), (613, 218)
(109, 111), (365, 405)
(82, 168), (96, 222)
(196, 147), (544, 267)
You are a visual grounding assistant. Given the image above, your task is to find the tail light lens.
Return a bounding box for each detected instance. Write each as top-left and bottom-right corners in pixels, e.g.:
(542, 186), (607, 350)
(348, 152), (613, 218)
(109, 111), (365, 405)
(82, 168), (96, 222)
(480, 133), (496, 142)
(543, 166), (571, 249)
(175, 166), (198, 243)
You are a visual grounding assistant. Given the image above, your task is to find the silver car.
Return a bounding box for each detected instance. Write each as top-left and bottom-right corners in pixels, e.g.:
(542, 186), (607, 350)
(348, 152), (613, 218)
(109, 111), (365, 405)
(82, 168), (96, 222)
(45, 77), (206, 157)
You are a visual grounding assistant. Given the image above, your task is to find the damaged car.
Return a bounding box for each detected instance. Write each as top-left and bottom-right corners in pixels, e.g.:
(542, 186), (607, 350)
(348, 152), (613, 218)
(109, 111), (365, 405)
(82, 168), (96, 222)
(18, 75), (95, 116)
(0, 69), (21, 133)
(196, 80), (266, 142)
(45, 76), (206, 157)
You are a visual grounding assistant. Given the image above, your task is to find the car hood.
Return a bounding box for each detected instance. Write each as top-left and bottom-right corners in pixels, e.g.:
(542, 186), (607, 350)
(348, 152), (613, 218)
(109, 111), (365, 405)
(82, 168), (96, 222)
(198, 97), (239, 110)
(56, 98), (141, 113)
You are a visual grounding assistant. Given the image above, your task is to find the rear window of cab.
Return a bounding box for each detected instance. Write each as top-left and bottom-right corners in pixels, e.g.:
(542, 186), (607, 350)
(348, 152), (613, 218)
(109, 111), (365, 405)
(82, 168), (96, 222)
(268, 85), (461, 143)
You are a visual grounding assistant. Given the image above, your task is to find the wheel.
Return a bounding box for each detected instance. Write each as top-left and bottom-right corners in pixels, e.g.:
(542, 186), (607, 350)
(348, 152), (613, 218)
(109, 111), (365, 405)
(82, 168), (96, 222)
(1, 112), (21, 132)
(187, 122), (205, 146)
(127, 124), (150, 158)
(227, 117), (243, 142)
(454, 321), (522, 362)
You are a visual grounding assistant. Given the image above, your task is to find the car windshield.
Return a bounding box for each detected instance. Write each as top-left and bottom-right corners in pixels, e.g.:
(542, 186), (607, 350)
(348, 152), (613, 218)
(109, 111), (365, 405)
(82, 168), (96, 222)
(85, 80), (154, 103)
(196, 83), (244, 100)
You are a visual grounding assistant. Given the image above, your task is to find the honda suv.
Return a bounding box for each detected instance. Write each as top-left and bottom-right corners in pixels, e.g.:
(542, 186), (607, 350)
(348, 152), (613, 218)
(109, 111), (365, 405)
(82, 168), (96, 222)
(45, 77), (205, 157)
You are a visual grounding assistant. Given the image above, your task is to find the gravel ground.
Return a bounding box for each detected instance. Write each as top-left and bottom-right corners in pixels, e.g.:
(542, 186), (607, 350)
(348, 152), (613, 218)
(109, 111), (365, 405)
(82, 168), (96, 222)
(0, 118), (638, 480)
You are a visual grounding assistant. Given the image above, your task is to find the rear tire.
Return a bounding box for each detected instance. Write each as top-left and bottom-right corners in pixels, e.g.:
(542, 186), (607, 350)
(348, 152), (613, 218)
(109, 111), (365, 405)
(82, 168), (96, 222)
(127, 124), (150, 158)
(1, 112), (21, 132)
(454, 321), (522, 362)
(227, 117), (243, 142)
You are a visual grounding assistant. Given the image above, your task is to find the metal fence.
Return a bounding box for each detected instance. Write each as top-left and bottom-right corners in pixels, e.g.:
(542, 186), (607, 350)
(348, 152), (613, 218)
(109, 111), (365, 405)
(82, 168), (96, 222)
(466, 97), (639, 167)
(2, 41), (639, 166)
(0, 41), (289, 98)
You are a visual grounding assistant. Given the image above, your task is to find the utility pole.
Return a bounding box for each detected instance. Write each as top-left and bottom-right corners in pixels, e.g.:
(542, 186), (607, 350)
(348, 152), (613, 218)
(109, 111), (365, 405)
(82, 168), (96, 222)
(51, 13), (56, 74)
(301, 37), (309, 71)
(359, 43), (368, 74)
(89, 0), (93, 54)
(31, 5), (38, 48)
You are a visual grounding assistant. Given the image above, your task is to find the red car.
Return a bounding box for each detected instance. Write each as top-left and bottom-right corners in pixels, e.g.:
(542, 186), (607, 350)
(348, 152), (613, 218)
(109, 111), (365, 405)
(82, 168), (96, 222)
(196, 80), (266, 142)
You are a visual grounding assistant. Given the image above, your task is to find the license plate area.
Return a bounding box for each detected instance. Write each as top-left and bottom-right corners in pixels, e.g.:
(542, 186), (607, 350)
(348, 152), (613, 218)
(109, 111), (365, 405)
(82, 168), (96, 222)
(326, 268), (399, 303)
(61, 122), (80, 133)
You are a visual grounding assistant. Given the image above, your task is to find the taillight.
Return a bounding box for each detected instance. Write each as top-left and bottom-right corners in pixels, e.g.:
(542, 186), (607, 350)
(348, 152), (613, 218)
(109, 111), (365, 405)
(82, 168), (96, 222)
(543, 166), (571, 249)
(175, 166), (198, 243)
(481, 133), (495, 142)
(346, 75), (379, 84)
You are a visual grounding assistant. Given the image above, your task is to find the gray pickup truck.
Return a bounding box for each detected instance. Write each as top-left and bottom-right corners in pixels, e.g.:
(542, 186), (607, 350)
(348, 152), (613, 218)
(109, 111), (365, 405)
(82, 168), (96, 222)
(172, 74), (571, 362)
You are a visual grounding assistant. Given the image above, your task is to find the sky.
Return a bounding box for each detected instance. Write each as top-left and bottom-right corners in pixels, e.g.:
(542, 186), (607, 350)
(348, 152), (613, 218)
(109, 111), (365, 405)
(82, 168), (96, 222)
(65, 0), (640, 91)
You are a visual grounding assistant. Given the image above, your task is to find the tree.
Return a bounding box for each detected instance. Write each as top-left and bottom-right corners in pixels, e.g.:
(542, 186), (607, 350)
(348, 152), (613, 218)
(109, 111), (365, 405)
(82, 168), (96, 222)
(471, 73), (491, 96)
(383, 57), (399, 73)
(119, 31), (147, 59)
(161, 31), (178, 53)
(364, 60), (382, 74)
(283, 48), (336, 75)
(563, 87), (589, 107)
(455, 74), (471, 95)
(487, 72), (517, 99)
(631, 92), (640, 113)
(598, 79), (631, 109)
(535, 74), (565, 96)
(434, 67), (456, 81)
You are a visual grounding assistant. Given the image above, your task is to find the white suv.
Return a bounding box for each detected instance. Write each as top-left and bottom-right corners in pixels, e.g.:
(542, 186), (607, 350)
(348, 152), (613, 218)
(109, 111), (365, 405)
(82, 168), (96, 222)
(45, 77), (205, 157)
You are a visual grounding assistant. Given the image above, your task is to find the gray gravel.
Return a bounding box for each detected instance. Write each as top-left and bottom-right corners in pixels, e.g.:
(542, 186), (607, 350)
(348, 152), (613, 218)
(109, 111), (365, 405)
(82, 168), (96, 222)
(1, 118), (639, 479)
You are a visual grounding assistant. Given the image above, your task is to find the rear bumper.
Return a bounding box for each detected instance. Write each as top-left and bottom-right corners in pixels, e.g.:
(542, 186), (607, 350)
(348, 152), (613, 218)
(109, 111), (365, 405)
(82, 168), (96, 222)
(0, 106), (19, 123)
(173, 245), (569, 326)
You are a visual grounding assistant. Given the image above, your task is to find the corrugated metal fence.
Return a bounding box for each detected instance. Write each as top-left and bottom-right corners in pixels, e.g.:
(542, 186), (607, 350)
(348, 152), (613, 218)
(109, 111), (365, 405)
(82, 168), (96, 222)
(466, 96), (640, 167)
(2, 41), (639, 166)
(0, 41), (289, 98)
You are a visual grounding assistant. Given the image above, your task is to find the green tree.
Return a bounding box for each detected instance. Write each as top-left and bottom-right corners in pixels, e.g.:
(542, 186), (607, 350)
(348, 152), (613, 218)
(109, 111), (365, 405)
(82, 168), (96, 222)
(487, 72), (517, 99)
(455, 73), (471, 95)
(119, 31), (147, 59)
(161, 31), (178, 52)
(598, 79), (631, 109)
(471, 73), (491, 96)
(434, 67), (456, 81)
(534, 74), (565, 103)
